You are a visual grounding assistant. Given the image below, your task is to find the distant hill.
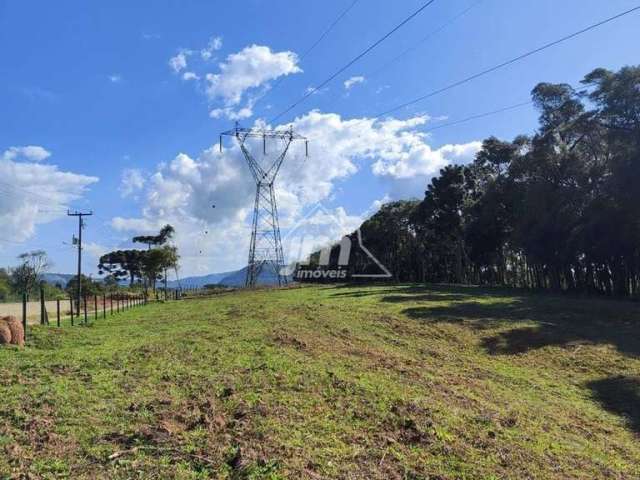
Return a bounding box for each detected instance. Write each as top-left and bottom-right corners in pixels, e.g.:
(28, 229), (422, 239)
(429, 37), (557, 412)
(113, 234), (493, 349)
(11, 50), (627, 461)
(40, 271), (236, 289)
(168, 271), (238, 289)
(219, 266), (291, 287)
(40, 267), (290, 290)
(41, 273), (76, 287)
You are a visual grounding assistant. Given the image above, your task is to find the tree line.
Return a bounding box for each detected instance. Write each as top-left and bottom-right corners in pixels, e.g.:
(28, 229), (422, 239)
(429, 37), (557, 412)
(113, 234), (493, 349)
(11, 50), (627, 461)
(310, 66), (640, 297)
(0, 225), (180, 302)
(98, 224), (179, 293)
(0, 251), (113, 302)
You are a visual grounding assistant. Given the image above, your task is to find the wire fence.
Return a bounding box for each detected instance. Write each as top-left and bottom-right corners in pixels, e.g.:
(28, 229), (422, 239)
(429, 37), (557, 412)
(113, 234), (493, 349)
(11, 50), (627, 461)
(0, 285), (231, 346)
(2, 286), (193, 342)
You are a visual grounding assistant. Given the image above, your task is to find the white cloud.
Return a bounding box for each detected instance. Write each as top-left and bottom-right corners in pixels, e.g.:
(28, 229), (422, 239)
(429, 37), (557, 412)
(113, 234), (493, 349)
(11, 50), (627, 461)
(83, 242), (110, 261)
(344, 75), (365, 90)
(367, 195), (392, 215)
(111, 110), (480, 275)
(205, 44), (301, 107)
(108, 74), (122, 83)
(201, 36), (223, 60)
(168, 42), (301, 121)
(119, 168), (146, 198)
(168, 50), (191, 73)
(281, 204), (366, 266)
(371, 138), (481, 179)
(0, 146), (98, 244)
(209, 106), (253, 120)
(182, 71), (199, 81)
(305, 85), (328, 96)
(2, 145), (51, 162)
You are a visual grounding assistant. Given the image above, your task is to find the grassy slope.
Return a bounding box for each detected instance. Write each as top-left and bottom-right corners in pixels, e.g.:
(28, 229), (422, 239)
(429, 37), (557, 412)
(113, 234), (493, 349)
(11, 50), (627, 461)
(1, 284), (640, 479)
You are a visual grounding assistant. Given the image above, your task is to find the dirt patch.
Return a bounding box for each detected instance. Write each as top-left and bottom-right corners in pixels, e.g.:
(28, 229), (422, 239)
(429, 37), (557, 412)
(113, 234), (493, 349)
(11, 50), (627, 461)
(385, 401), (435, 446)
(272, 330), (308, 351)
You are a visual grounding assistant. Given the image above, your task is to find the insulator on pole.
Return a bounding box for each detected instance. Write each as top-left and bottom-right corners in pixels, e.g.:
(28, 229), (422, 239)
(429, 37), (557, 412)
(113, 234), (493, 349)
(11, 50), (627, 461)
(219, 135), (222, 153)
(305, 140), (309, 158)
(263, 134), (266, 155)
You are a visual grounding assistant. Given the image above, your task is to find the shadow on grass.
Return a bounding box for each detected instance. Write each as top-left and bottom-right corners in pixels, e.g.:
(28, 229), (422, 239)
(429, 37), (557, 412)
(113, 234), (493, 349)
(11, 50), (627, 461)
(330, 283), (506, 300)
(389, 287), (640, 358)
(587, 376), (640, 435)
(383, 293), (470, 303)
(330, 285), (428, 298)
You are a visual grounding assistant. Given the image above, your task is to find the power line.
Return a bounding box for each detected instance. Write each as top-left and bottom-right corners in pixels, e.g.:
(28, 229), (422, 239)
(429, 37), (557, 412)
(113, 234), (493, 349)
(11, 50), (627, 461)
(368, 0), (483, 80)
(374, 4), (640, 118)
(422, 100), (533, 132)
(0, 237), (25, 245)
(269, 0), (439, 124)
(300, 0), (360, 60)
(253, 0), (360, 113)
(319, 0), (482, 116)
(0, 180), (74, 212)
(419, 80), (592, 136)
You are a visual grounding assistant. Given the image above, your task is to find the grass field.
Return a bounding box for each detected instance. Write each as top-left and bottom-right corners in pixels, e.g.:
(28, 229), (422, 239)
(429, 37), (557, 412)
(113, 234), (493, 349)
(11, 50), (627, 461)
(1, 284), (640, 479)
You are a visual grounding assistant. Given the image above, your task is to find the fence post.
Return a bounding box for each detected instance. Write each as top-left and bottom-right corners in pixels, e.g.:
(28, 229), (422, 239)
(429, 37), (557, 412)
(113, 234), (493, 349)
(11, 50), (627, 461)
(70, 295), (74, 326)
(110, 294), (113, 315)
(103, 294), (106, 319)
(40, 285), (46, 325)
(22, 293), (27, 342)
(83, 295), (88, 325)
(56, 299), (60, 327)
(94, 295), (98, 320)
(117, 296), (120, 313)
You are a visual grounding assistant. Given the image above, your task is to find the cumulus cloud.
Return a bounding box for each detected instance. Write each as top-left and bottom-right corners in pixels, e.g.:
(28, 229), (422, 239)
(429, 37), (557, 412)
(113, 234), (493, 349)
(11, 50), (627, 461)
(201, 36), (223, 60)
(2, 145), (51, 162)
(280, 204), (366, 266)
(168, 40), (302, 121)
(110, 110), (480, 274)
(83, 242), (110, 261)
(370, 138), (481, 179)
(0, 146), (98, 244)
(209, 106), (253, 120)
(344, 75), (365, 90)
(119, 168), (146, 198)
(108, 74), (122, 83)
(182, 72), (199, 81)
(205, 44), (301, 115)
(168, 50), (190, 73)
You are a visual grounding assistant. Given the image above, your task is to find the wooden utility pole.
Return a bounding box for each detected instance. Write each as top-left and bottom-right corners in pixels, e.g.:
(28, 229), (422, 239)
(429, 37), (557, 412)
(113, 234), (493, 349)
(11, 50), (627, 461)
(67, 210), (92, 316)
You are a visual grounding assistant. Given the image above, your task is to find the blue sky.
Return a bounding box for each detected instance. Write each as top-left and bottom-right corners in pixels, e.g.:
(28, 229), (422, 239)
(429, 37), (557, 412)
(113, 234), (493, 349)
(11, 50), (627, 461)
(1, 0), (639, 277)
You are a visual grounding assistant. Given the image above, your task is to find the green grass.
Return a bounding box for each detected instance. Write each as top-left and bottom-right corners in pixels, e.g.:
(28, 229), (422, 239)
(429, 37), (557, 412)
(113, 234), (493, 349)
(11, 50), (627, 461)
(1, 284), (640, 479)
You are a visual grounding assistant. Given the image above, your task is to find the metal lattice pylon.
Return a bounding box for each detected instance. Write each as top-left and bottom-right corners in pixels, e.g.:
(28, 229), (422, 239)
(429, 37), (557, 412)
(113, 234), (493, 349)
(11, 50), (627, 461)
(220, 124), (308, 288)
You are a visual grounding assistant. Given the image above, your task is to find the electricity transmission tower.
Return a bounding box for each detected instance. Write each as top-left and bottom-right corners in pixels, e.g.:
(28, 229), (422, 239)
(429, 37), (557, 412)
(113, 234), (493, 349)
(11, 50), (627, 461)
(220, 124), (308, 288)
